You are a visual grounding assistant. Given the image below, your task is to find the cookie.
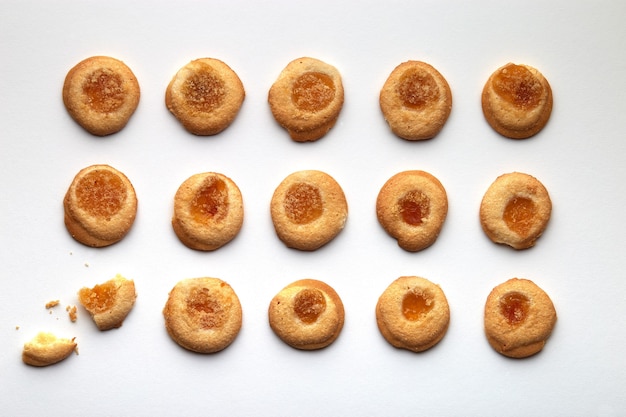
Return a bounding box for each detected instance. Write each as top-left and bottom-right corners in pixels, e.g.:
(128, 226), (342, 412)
(484, 278), (557, 358)
(479, 172), (552, 249)
(22, 332), (77, 367)
(78, 274), (137, 331)
(376, 276), (450, 353)
(268, 279), (345, 350)
(270, 170), (348, 250)
(481, 63), (553, 139)
(172, 172), (244, 251)
(163, 277), (242, 353)
(166, 58), (245, 136)
(64, 164), (138, 247)
(376, 170), (448, 252)
(62, 56), (140, 136)
(379, 60), (452, 140)
(268, 57), (344, 142)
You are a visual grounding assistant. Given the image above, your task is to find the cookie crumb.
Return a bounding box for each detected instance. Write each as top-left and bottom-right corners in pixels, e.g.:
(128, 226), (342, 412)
(45, 300), (60, 309)
(66, 305), (78, 322)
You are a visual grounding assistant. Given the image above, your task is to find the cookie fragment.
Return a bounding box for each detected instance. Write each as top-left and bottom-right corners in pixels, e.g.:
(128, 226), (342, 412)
(22, 332), (77, 367)
(78, 274), (137, 330)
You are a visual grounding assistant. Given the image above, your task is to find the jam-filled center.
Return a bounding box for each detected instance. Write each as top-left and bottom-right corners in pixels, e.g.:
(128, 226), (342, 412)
(399, 190), (431, 225)
(184, 67), (226, 112)
(291, 71), (336, 112)
(397, 69), (440, 109)
(294, 288), (327, 324)
(190, 178), (229, 223)
(493, 64), (543, 109)
(500, 292), (530, 325)
(503, 196), (537, 237)
(186, 287), (226, 329)
(76, 170), (126, 219)
(83, 69), (125, 113)
(284, 183), (323, 224)
(402, 290), (433, 321)
(78, 281), (117, 314)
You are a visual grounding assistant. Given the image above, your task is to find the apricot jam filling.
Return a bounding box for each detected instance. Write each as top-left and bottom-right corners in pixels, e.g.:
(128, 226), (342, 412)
(397, 69), (440, 109)
(294, 288), (327, 324)
(399, 190), (430, 226)
(493, 64), (543, 109)
(187, 287), (226, 329)
(78, 281), (117, 314)
(184, 67), (226, 112)
(83, 69), (125, 113)
(402, 290), (433, 321)
(503, 196), (537, 237)
(76, 170), (126, 219)
(284, 183), (323, 224)
(500, 292), (530, 325)
(190, 178), (228, 223)
(291, 72), (335, 112)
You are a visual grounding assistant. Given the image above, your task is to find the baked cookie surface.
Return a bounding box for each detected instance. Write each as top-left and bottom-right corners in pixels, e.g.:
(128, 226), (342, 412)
(480, 172), (551, 249)
(376, 170), (448, 252)
(63, 56), (140, 136)
(270, 170), (348, 250)
(166, 58), (245, 135)
(64, 164), (138, 247)
(484, 278), (557, 358)
(172, 172), (244, 251)
(78, 274), (137, 331)
(163, 277), (242, 353)
(380, 61), (452, 140)
(22, 332), (77, 367)
(482, 63), (553, 139)
(268, 57), (344, 142)
(268, 279), (345, 350)
(376, 276), (450, 352)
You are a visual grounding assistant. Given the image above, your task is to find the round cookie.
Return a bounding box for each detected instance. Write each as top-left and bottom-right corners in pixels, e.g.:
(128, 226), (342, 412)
(379, 60), (452, 140)
(163, 277), (242, 353)
(77, 274), (137, 331)
(482, 63), (553, 139)
(268, 279), (345, 350)
(22, 332), (77, 367)
(268, 57), (344, 142)
(484, 278), (557, 358)
(166, 58), (245, 136)
(270, 170), (348, 251)
(480, 172), (552, 250)
(62, 56), (140, 136)
(172, 172), (244, 251)
(64, 164), (138, 247)
(376, 276), (450, 353)
(376, 170), (448, 252)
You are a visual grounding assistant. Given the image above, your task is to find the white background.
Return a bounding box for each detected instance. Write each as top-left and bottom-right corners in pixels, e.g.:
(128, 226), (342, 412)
(1, 1), (625, 416)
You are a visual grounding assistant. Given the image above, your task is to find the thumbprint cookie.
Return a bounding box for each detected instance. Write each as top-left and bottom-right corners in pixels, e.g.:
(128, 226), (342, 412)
(78, 274), (137, 331)
(480, 172), (551, 249)
(379, 61), (452, 140)
(62, 56), (140, 136)
(376, 170), (448, 252)
(482, 63), (553, 139)
(163, 277), (243, 353)
(376, 276), (450, 352)
(268, 279), (345, 350)
(64, 164), (138, 247)
(484, 278), (557, 358)
(166, 58), (245, 136)
(172, 172), (244, 251)
(268, 57), (344, 142)
(22, 332), (77, 367)
(270, 170), (348, 251)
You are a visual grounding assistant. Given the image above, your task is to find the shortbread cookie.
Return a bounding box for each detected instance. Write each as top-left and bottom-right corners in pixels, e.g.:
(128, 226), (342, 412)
(380, 61), (452, 140)
(376, 170), (448, 252)
(270, 170), (348, 250)
(64, 164), (138, 247)
(480, 172), (551, 249)
(484, 278), (557, 358)
(166, 58), (245, 135)
(268, 57), (344, 142)
(172, 172), (244, 251)
(482, 63), (553, 139)
(163, 277), (242, 353)
(63, 56), (140, 136)
(376, 276), (450, 352)
(268, 279), (345, 350)
(22, 332), (77, 367)
(78, 274), (137, 330)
